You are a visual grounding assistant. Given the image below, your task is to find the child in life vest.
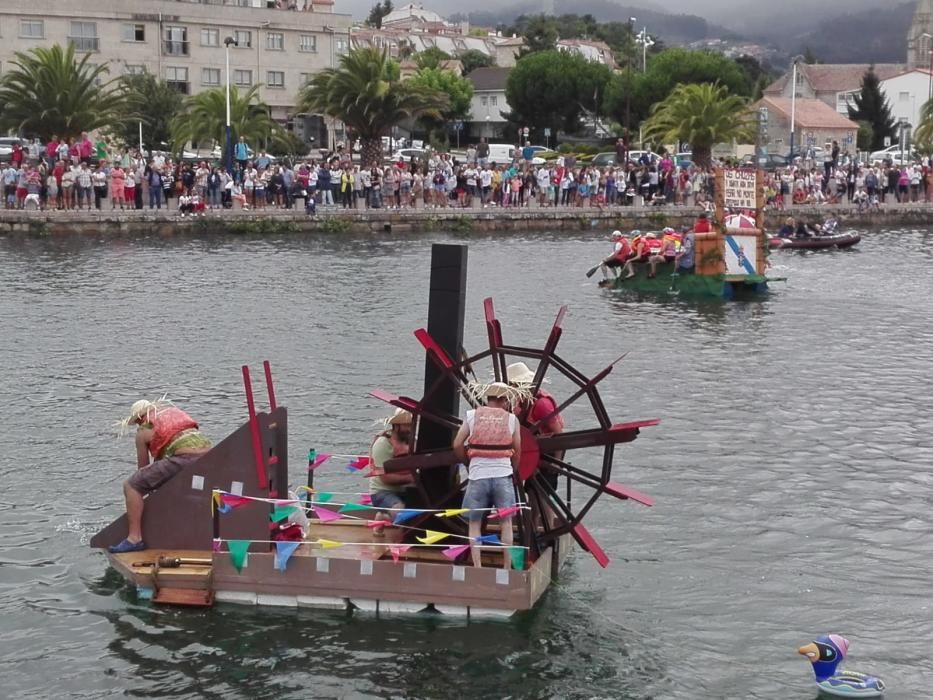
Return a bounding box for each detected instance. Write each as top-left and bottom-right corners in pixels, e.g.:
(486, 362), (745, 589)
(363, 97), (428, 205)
(453, 382), (521, 569)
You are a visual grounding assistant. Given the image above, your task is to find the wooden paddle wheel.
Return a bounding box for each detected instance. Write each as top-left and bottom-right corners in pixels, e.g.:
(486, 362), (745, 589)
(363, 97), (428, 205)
(371, 296), (657, 570)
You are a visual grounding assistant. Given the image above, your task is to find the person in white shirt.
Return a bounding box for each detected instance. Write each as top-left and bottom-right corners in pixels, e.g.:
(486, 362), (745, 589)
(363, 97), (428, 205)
(479, 166), (492, 205)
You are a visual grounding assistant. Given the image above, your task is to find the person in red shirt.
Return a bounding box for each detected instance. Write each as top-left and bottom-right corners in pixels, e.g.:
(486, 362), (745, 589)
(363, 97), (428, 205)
(694, 210), (712, 233)
(10, 143), (23, 169)
(506, 362), (565, 489)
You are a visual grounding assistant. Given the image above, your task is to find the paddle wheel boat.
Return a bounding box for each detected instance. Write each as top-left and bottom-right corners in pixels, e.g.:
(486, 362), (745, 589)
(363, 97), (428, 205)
(91, 244), (657, 616)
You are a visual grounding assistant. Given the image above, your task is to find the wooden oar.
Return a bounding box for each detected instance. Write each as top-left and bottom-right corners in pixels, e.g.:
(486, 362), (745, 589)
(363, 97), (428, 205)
(585, 261), (604, 278)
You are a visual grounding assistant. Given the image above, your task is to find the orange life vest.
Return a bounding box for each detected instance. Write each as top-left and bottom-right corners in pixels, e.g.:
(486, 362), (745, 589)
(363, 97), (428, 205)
(466, 406), (514, 459)
(149, 406), (199, 460)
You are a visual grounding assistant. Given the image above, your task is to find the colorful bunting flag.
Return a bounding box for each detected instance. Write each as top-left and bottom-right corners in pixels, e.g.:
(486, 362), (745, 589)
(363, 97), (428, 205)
(489, 506), (521, 519)
(389, 544), (412, 563)
(440, 508), (469, 518)
(274, 541), (301, 571)
(393, 509), (421, 524)
(227, 540), (251, 573)
(349, 456), (371, 469)
(359, 494), (373, 505)
(476, 534), (502, 545)
(315, 492), (334, 503)
(270, 505), (298, 522)
(509, 546), (525, 570)
(338, 502), (371, 513)
(442, 544), (471, 560)
(312, 506), (344, 523)
(317, 539), (344, 549)
(308, 453), (333, 470)
(366, 519), (386, 528)
(417, 530), (450, 545)
(212, 538), (222, 553)
(219, 493), (253, 510)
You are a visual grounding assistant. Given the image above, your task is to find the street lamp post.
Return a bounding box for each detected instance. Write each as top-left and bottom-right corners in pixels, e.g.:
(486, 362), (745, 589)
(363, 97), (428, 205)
(789, 56), (802, 161)
(625, 16), (635, 160)
(224, 36), (237, 173)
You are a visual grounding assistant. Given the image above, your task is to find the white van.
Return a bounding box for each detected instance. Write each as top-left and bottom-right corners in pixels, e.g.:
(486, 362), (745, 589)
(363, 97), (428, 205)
(485, 143), (516, 165)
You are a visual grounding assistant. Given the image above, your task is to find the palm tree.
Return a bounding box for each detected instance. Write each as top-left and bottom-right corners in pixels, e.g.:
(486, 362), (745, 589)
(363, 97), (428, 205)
(0, 43), (124, 140)
(642, 83), (754, 168)
(297, 47), (448, 167)
(116, 70), (185, 152)
(170, 85), (280, 153)
(912, 99), (933, 151)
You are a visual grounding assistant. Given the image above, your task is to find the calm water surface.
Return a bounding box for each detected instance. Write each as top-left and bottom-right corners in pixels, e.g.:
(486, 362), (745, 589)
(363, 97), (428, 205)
(1, 226), (932, 699)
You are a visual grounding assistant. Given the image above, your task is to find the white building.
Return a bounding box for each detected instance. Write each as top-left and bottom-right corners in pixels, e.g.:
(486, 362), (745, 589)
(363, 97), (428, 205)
(879, 69), (933, 132)
(467, 67), (510, 140)
(0, 0), (353, 123)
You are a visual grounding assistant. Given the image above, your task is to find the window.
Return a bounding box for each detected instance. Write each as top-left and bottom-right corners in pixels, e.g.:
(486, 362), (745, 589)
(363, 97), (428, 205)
(164, 26), (189, 56)
(201, 28), (219, 47)
(234, 69), (252, 87)
(899, 91), (911, 102)
(300, 72), (313, 86)
(124, 64), (145, 75)
(165, 66), (189, 94)
(122, 23), (145, 42)
(267, 70), (285, 88)
(69, 21), (99, 52)
(490, 96), (498, 106)
(299, 34), (317, 53)
(19, 20), (44, 39)
(266, 32), (284, 50)
(480, 96), (488, 106)
(202, 67), (221, 86)
(336, 37), (347, 55)
(234, 30), (252, 48)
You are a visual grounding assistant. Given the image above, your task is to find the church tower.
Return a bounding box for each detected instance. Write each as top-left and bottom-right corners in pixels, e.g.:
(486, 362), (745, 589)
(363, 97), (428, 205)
(907, 0), (933, 69)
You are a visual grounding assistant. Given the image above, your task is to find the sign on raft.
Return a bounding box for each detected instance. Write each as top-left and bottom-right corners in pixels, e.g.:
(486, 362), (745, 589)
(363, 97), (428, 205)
(724, 234), (758, 276)
(722, 169), (757, 210)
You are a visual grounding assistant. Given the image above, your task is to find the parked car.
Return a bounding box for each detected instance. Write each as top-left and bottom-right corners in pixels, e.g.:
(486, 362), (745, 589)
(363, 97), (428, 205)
(627, 150), (661, 165)
(743, 153), (790, 170)
(485, 143), (517, 165)
(591, 152), (617, 167)
(388, 148), (428, 163)
(868, 144), (916, 164)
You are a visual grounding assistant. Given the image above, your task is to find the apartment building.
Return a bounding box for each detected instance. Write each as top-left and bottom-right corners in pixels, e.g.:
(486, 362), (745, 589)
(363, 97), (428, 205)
(0, 0), (353, 122)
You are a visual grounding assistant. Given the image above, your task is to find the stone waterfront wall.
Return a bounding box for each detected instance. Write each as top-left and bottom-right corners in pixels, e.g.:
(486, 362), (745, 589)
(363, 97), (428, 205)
(1, 205), (932, 237)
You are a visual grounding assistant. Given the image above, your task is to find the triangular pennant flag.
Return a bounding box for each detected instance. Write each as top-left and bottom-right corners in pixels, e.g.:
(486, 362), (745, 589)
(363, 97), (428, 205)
(309, 453), (333, 470)
(338, 502), (371, 513)
(220, 493), (253, 510)
(393, 509), (421, 524)
(270, 505), (298, 522)
(389, 544), (412, 563)
(227, 540), (251, 573)
(490, 506), (521, 519)
(348, 456), (371, 469)
(442, 544), (471, 560)
(212, 538), (222, 553)
(317, 539), (344, 549)
(440, 508), (469, 518)
(274, 541), (301, 571)
(476, 534), (502, 545)
(366, 519), (387, 528)
(509, 546), (526, 570)
(315, 492), (334, 503)
(417, 530), (450, 545)
(273, 498), (299, 506)
(359, 494), (373, 505)
(312, 506), (344, 523)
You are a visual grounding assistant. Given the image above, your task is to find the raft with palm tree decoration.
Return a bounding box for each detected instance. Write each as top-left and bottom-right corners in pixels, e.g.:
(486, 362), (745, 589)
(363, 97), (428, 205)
(599, 167), (784, 299)
(91, 244), (657, 616)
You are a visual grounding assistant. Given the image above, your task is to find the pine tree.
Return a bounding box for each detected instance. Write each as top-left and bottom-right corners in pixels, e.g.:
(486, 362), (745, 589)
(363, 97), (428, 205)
(848, 66), (896, 151)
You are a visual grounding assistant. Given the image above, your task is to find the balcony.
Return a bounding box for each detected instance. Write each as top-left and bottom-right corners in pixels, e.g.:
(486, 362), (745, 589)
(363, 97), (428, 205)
(163, 41), (190, 57)
(68, 37), (99, 52)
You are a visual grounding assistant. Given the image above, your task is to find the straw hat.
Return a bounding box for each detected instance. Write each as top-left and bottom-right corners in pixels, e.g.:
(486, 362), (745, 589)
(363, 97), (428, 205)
(485, 381), (512, 399)
(387, 408), (413, 426)
(116, 395), (170, 435)
(506, 362), (536, 386)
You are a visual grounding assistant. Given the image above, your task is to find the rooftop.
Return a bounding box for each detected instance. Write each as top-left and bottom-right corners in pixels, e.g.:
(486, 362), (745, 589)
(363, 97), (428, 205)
(765, 63), (906, 95)
(467, 66), (510, 91)
(757, 97), (860, 129)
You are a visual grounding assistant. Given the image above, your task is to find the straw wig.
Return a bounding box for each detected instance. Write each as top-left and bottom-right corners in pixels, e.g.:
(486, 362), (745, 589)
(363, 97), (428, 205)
(467, 380), (531, 406)
(116, 395), (172, 435)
